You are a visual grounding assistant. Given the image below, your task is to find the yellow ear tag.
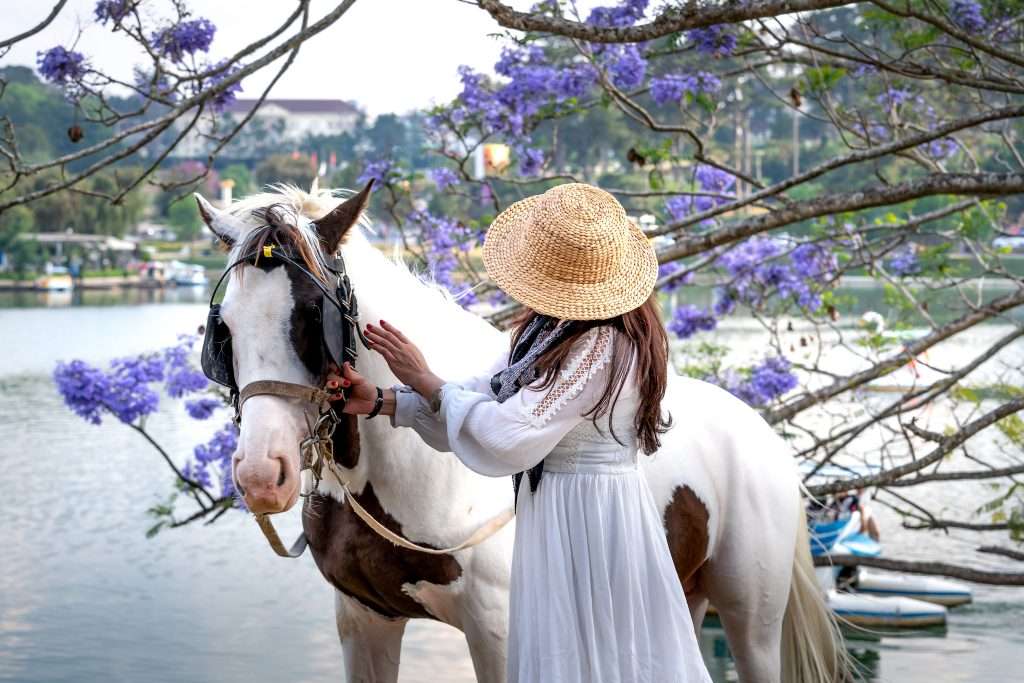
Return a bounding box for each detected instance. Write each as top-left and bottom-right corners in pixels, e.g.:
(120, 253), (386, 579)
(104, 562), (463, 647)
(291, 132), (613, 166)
(263, 245), (274, 258)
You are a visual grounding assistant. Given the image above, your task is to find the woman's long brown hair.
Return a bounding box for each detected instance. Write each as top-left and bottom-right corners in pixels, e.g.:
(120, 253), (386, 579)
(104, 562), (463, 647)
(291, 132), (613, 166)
(510, 295), (672, 454)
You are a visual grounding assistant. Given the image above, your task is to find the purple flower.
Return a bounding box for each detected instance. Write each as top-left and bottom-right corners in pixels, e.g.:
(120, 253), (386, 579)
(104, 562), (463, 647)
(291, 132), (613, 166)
(925, 137), (958, 159)
(185, 397), (222, 420)
(713, 289), (736, 316)
(665, 194), (715, 223)
(688, 25), (737, 57)
(651, 74), (694, 105)
(553, 63), (597, 100)
(185, 422), (239, 501)
(429, 167), (461, 191)
(153, 18), (216, 62)
(54, 360), (112, 425)
(407, 210), (479, 303)
(36, 47), (87, 84)
(358, 159), (396, 186)
(852, 64), (878, 79)
(668, 304), (717, 339)
(193, 422), (238, 465)
(608, 45), (647, 89)
(111, 354), (165, 383)
(887, 245), (920, 276)
(694, 164), (735, 193)
(200, 61), (243, 113)
(877, 87), (912, 108)
(712, 356), (798, 407)
(716, 237), (836, 312)
(745, 356), (799, 405)
(165, 367), (207, 398)
(517, 147), (545, 176)
(53, 355), (163, 425)
(94, 0), (131, 24)
(586, 0), (649, 28)
(658, 261), (693, 292)
(950, 0), (985, 32)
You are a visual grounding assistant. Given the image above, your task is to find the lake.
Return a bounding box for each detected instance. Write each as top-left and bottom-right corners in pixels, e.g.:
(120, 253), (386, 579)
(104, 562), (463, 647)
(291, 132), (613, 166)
(1, 287), (1022, 682)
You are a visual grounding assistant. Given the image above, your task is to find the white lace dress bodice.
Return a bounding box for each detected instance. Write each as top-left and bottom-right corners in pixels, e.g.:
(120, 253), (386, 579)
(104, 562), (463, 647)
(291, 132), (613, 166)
(390, 326), (711, 683)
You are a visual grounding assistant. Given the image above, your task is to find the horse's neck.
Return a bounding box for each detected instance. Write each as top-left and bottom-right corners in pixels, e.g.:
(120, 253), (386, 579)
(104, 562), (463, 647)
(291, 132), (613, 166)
(325, 235), (506, 500)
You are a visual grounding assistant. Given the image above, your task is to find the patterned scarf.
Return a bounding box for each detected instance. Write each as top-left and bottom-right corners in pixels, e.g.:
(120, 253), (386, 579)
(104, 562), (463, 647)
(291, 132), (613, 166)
(490, 314), (571, 502)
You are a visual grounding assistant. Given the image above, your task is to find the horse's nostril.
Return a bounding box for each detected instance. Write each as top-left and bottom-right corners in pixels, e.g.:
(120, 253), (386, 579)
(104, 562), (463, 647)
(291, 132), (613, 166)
(277, 466), (287, 487)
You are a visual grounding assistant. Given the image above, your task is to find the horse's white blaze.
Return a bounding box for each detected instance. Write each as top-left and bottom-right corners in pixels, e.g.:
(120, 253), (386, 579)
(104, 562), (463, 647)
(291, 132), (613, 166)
(222, 265), (310, 510)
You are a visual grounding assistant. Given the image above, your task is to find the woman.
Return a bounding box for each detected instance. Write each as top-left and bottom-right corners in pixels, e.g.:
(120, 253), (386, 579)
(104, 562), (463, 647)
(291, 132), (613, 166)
(341, 183), (711, 682)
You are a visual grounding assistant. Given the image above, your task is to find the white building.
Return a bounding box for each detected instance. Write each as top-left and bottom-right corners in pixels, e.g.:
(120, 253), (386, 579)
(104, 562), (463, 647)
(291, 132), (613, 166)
(172, 99), (361, 160)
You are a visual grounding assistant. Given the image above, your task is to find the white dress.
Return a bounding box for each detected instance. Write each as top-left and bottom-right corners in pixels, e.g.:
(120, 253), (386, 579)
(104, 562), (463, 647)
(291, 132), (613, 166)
(391, 326), (711, 683)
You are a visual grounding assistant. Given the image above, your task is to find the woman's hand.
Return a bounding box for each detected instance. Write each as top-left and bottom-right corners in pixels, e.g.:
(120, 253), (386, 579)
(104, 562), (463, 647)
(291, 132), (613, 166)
(365, 320), (444, 397)
(325, 363), (390, 416)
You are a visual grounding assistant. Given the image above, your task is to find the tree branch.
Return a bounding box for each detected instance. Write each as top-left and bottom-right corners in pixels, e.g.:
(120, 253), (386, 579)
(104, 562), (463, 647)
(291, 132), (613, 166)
(474, 0), (860, 44)
(816, 554), (1024, 585)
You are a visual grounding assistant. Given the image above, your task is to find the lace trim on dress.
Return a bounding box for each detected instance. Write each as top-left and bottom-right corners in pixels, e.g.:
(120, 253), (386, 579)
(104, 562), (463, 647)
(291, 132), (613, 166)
(524, 326), (614, 428)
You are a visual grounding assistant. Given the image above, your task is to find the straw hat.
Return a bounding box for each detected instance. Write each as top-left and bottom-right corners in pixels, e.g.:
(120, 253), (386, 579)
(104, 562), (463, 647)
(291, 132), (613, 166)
(483, 183), (658, 321)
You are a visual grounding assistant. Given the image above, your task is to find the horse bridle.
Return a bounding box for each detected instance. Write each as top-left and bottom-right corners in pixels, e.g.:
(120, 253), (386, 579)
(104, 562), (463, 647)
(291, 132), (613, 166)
(202, 236), (370, 555)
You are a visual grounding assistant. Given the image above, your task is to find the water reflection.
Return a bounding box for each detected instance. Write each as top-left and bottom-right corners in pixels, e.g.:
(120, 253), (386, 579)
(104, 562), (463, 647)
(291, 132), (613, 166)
(0, 284), (212, 309)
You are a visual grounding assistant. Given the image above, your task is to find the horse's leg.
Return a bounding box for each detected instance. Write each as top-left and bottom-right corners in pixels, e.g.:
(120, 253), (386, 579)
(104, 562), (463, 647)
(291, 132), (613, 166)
(457, 574), (509, 683)
(335, 591), (408, 683)
(703, 500), (796, 682)
(685, 582), (710, 640)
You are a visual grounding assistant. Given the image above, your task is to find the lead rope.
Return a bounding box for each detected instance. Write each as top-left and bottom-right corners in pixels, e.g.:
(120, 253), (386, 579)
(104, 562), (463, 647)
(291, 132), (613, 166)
(252, 396), (515, 558)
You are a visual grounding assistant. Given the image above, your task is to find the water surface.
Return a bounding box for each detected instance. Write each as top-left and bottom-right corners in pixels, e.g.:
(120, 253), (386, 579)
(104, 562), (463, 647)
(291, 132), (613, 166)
(1, 289), (1022, 682)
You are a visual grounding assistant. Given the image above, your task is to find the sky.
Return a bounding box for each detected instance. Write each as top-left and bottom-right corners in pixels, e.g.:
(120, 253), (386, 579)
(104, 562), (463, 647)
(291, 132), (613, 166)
(4, 0), (604, 117)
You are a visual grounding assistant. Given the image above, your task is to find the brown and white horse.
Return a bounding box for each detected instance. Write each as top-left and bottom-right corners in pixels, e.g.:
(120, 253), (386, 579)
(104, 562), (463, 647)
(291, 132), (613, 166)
(195, 183), (846, 683)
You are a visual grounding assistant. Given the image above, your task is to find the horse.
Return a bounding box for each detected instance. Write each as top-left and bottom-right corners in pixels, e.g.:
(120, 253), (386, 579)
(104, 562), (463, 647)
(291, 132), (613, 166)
(193, 182), (845, 683)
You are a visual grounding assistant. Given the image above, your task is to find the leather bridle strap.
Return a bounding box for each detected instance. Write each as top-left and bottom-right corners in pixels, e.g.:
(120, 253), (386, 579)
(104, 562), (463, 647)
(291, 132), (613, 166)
(253, 486), (515, 558)
(335, 480), (514, 555)
(238, 380), (334, 411)
(254, 513), (309, 558)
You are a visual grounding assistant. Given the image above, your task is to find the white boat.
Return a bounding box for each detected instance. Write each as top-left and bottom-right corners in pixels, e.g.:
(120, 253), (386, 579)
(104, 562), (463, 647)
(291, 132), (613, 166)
(168, 261), (209, 287)
(851, 569), (972, 607)
(826, 587), (947, 628)
(35, 265), (74, 291)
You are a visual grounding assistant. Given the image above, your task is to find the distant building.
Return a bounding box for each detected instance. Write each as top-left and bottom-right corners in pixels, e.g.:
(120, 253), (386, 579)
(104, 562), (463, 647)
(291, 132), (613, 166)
(171, 99), (362, 161)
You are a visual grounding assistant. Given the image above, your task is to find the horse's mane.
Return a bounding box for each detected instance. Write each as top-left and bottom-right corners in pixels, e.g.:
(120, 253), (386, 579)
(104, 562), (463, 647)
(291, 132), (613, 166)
(225, 183), (361, 284)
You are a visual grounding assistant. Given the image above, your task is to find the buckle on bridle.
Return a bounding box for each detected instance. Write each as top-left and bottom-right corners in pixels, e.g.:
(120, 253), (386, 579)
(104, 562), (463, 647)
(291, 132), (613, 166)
(299, 407), (340, 497)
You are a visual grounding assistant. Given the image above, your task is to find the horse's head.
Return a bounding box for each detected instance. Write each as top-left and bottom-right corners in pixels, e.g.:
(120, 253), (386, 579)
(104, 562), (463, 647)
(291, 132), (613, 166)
(195, 181), (372, 514)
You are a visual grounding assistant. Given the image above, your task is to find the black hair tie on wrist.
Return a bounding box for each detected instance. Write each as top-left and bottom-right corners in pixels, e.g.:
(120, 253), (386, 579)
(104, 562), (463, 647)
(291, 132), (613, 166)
(366, 386), (385, 419)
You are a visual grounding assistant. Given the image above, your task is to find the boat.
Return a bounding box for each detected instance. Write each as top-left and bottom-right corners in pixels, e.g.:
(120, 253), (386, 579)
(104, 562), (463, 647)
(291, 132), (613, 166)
(825, 587), (947, 628)
(169, 261), (209, 287)
(811, 512), (970, 622)
(35, 266), (73, 291)
(852, 569), (973, 607)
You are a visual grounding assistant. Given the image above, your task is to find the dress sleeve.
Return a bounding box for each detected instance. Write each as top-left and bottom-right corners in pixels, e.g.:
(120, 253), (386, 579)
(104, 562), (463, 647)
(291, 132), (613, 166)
(396, 326), (616, 477)
(388, 345), (509, 451)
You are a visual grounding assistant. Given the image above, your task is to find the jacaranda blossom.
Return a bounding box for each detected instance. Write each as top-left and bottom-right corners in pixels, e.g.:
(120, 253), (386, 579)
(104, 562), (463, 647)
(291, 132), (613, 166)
(153, 18), (216, 62)
(37, 47), (87, 84)
(429, 167), (461, 191)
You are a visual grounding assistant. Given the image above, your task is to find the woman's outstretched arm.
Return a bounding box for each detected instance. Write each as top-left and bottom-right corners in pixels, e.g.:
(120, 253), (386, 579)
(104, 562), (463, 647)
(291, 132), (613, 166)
(345, 321), (618, 477)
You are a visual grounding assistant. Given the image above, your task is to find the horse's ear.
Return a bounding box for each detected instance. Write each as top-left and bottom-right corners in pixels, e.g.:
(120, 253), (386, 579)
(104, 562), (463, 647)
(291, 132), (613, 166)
(313, 180), (374, 254)
(309, 176), (320, 195)
(195, 193), (244, 247)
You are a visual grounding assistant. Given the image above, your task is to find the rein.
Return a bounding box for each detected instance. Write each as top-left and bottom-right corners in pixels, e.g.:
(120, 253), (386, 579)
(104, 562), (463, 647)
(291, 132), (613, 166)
(211, 239), (512, 559)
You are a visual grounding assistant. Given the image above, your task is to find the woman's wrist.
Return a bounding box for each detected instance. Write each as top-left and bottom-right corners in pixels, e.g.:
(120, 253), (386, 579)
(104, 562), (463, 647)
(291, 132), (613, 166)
(380, 388), (396, 417)
(411, 373), (445, 399)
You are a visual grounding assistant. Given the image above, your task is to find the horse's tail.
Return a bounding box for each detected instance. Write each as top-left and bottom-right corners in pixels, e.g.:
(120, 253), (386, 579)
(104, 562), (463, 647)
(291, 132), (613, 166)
(781, 509), (852, 682)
